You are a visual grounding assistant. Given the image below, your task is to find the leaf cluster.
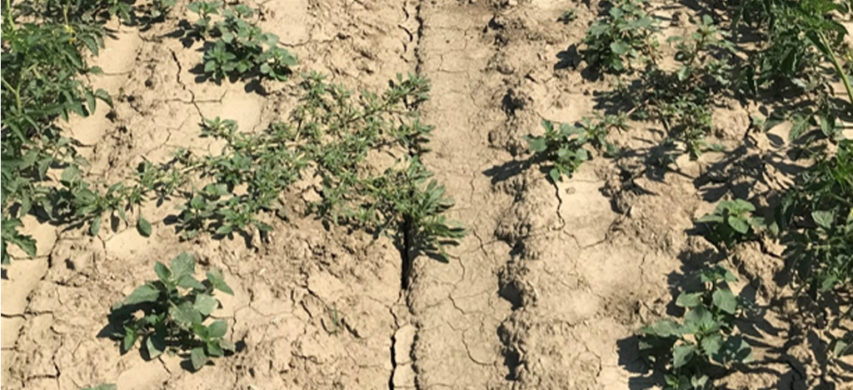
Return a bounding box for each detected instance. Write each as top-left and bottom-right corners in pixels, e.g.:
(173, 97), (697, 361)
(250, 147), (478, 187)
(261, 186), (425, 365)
(582, 0), (659, 74)
(108, 253), (234, 371)
(525, 114), (625, 182)
(779, 140), (853, 298)
(188, 2), (297, 82)
(698, 199), (766, 247)
(640, 266), (753, 389)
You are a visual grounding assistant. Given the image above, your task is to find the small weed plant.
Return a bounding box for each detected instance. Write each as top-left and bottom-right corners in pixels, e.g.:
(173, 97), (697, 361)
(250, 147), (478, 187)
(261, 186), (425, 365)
(108, 253), (234, 371)
(698, 199), (765, 247)
(640, 266), (753, 389)
(526, 114), (625, 182)
(188, 2), (297, 82)
(779, 140), (853, 299)
(582, 0), (659, 74)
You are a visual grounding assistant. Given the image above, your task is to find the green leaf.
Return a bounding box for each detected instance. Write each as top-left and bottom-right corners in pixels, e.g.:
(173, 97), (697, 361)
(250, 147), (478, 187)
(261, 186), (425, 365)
(123, 284), (161, 305)
(527, 136), (547, 153)
(207, 269), (234, 295)
(712, 288), (737, 314)
(194, 293), (219, 315)
(177, 275), (206, 290)
(145, 333), (165, 359)
(640, 319), (681, 338)
(170, 302), (203, 327)
(122, 327), (138, 353)
(154, 262), (171, 283)
(700, 333), (723, 356)
(208, 320), (228, 338)
(137, 217), (152, 237)
(90, 216), (102, 236)
(727, 216), (749, 234)
(811, 210), (835, 229)
(170, 253), (195, 279)
(190, 347), (208, 370)
(675, 292), (703, 308)
(672, 344), (696, 368)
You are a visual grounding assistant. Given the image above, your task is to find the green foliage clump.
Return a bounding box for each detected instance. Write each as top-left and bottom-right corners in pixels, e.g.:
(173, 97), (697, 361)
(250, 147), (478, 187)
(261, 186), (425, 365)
(640, 266), (753, 389)
(779, 140), (853, 298)
(526, 114), (625, 182)
(108, 253), (234, 371)
(582, 0), (659, 74)
(0, 0), (172, 263)
(188, 2), (297, 82)
(698, 199), (765, 247)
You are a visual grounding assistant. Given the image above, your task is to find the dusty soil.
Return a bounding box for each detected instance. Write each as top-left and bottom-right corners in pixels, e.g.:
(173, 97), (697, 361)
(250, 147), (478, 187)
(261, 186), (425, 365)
(2, 0), (852, 389)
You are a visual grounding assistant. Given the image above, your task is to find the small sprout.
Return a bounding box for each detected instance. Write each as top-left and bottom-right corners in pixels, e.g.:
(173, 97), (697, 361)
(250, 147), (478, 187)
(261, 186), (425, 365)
(558, 9), (577, 24)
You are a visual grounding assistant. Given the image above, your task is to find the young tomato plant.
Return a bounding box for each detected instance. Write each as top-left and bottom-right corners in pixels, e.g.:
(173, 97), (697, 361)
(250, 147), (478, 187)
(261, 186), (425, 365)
(108, 253), (235, 371)
(698, 199), (765, 247)
(640, 266), (753, 389)
(526, 114), (625, 182)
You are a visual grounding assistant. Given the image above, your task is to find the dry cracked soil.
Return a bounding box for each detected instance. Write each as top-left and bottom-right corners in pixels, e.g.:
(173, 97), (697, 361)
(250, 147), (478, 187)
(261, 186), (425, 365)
(3, 0), (853, 389)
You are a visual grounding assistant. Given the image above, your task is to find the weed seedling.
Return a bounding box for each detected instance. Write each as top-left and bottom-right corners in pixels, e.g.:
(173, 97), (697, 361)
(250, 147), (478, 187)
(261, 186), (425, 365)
(108, 253), (235, 371)
(526, 114), (625, 182)
(582, 0), (659, 74)
(698, 199), (765, 247)
(640, 266), (753, 389)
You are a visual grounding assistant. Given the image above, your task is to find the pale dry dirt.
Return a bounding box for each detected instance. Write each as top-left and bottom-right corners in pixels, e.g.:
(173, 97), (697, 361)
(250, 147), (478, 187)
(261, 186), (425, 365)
(2, 0), (852, 389)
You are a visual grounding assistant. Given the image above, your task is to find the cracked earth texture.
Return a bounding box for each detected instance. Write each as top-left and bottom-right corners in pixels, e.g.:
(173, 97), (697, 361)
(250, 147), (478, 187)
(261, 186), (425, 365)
(3, 0), (853, 389)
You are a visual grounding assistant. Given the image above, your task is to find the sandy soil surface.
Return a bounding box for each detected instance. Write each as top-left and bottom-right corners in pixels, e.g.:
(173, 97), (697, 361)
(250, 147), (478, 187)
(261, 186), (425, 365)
(2, 0), (852, 389)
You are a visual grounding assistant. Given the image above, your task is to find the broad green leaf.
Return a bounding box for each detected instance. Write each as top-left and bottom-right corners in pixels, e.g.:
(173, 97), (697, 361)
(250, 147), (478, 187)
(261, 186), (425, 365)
(137, 217), (152, 237)
(145, 333), (165, 359)
(190, 347), (208, 370)
(194, 293), (219, 315)
(170, 302), (203, 327)
(177, 275), (206, 290)
(90, 216), (102, 236)
(727, 216), (749, 234)
(712, 288), (737, 314)
(700, 333), (722, 356)
(207, 269), (234, 295)
(170, 253), (195, 279)
(675, 292), (703, 308)
(123, 284), (160, 305)
(207, 340), (224, 357)
(527, 136), (547, 153)
(208, 320), (228, 338)
(122, 327), (138, 353)
(672, 344), (696, 368)
(640, 319), (681, 338)
(811, 210), (835, 229)
(154, 262), (171, 283)
(713, 335), (753, 364)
